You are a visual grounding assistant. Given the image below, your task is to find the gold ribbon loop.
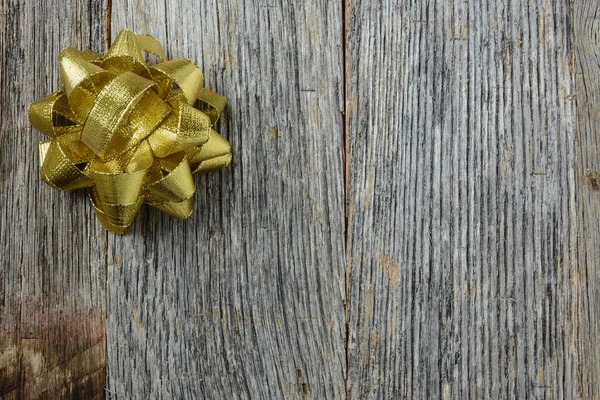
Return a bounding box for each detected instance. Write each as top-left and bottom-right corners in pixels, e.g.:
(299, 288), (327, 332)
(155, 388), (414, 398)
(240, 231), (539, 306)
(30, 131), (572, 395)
(150, 197), (194, 220)
(197, 88), (227, 125)
(29, 92), (64, 137)
(29, 29), (231, 233)
(60, 49), (106, 97)
(147, 157), (195, 203)
(88, 166), (148, 207)
(151, 59), (204, 105)
(190, 129), (232, 173)
(136, 34), (166, 61)
(106, 29), (145, 63)
(147, 100), (211, 158)
(39, 141), (93, 191)
(55, 129), (95, 163)
(81, 71), (155, 159)
(91, 190), (144, 227)
(90, 193), (140, 234)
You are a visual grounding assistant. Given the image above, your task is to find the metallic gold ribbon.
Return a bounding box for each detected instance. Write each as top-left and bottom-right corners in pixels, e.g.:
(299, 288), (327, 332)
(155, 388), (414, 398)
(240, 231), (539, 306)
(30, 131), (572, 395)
(29, 29), (231, 234)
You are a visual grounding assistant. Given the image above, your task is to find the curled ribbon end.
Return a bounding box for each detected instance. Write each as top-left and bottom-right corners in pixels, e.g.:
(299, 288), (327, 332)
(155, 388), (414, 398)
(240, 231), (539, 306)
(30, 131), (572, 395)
(30, 29), (231, 234)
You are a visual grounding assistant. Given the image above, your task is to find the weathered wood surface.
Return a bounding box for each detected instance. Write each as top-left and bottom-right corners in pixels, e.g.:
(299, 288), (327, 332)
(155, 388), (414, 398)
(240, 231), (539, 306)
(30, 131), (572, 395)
(575, 0), (600, 394)
(3, 0), (600, 398)
(346, 0), (598, 398)
(0, 0), (108, 398)
(106, 1), (346, 399)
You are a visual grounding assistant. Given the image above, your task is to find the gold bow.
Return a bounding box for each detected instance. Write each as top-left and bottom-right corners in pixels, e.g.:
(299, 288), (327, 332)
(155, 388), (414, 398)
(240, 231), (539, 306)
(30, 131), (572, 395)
(28, 29), (231, 234)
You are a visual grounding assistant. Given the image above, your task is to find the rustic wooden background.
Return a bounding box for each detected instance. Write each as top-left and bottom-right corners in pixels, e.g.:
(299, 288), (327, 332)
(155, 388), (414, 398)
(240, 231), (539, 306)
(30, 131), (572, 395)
(1, 0), (599, 398)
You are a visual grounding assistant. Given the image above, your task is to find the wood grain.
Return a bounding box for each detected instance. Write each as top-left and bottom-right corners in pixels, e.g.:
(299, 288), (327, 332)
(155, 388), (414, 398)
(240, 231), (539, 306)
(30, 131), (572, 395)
(106, 1), (346, 398)
(345, 0), (596, 398)
(4, 0), (600, 398)
(574, 0), (600, 396)
(0, 0), (108, 398)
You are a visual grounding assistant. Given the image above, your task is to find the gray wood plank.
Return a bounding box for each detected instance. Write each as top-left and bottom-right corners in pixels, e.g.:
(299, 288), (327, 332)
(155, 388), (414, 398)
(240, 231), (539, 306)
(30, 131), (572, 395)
(574, 0), (600, 396)
(0, 1), (108, 398)
(346, 0), (595, 398)
(106, 1), (346, 398)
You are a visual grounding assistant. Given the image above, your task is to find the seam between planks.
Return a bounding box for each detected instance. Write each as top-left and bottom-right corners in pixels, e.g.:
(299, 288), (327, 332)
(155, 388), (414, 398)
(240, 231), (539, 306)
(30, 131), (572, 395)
(341, 0), (350, 399)
(103, 2), (111, 398)
(104, 0), (112, 50)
